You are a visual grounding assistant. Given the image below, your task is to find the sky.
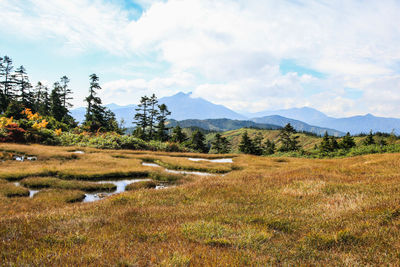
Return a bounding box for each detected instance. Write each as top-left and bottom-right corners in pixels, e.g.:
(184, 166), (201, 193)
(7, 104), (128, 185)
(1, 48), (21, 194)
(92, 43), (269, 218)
(0, 0), (400, 118)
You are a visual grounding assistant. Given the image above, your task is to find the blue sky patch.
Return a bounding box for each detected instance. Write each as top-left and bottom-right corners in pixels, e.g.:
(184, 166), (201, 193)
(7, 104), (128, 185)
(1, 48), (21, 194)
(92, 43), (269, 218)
(344, 87), (363, 99)
(122, 0), (145, 20)
(280, 59), (325, 78)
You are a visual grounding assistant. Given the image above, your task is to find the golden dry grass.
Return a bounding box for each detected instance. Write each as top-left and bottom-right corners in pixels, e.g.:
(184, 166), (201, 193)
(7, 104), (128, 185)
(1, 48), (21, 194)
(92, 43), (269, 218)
(1, 144), (400, 265)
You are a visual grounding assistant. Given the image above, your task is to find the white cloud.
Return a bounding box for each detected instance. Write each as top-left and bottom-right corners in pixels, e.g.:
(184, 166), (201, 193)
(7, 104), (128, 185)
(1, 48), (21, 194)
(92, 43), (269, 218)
(1, 0), (400, 117)
(101, 71), (196, 104)
(0, 0), (131, 54)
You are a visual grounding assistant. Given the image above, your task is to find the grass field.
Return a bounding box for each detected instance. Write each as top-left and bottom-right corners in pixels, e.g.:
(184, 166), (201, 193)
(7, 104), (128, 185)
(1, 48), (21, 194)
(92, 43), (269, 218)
(1, 143), (400, 265)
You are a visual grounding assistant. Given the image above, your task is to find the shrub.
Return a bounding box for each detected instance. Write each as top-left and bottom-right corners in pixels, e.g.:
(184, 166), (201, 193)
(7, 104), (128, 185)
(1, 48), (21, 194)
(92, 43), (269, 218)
(0, 123), (26, 143)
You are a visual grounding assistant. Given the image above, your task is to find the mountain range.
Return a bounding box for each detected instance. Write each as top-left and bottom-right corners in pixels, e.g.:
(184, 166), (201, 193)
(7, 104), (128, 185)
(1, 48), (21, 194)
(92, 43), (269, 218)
(167, 119), (281, 132)
(70, 92), (400, 135)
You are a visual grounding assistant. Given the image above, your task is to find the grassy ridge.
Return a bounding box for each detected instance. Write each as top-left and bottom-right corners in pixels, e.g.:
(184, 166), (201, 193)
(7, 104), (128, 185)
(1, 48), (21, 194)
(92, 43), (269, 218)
(1, 144), (400, 265)
(211, 128), (400, 156)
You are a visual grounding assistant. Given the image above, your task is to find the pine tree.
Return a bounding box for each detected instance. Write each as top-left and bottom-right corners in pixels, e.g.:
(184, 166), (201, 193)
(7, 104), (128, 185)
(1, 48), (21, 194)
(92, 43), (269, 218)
(60, 76), (73, 111)
(83, 74), (116, 132)
(0, 56), (4, 112)
(319, 132), (332, 153)
(377, 137), (387, 147)
(171, 125), (187, 143)
(264, 139), (275, 155)
(239, 131), (255, 154)
(33, 81), (43, 113)
(278, 123), (299, 152)
(253, 132), (264, 155)
(14, 65), (33, 109)
(147, 94), (159, 140)
(330, 136), (339, 150)
(32, 82), (50, 116)
(340, 132), (356, 150)
(388, 130), (397, 145)
(155, 103), (171, 141)
(0, 56), (16, 111)
(190, 130), (208, 153)
(211, 133), (230, 154)
(363, 130), (375, 145)
(134, 96), (150, 139)
(50, 82), (65, 121)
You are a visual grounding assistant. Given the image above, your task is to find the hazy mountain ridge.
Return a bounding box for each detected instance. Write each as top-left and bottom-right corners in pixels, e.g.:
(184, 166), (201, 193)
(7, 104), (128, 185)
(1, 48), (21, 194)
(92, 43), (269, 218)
(70, 92), (400, 134)
(251, 115), (345, 137)
(250, 107), (400, 134)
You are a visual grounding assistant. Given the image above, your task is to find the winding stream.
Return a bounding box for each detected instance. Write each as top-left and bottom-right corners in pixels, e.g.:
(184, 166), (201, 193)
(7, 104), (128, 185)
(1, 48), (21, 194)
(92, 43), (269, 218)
(12, 157), (232, 202)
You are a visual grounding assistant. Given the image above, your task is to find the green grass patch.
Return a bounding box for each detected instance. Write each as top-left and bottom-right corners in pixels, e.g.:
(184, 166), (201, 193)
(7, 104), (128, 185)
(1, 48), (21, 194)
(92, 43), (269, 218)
(0, 182), (30, 197)
(304, 230), (362, 250)
(1, 170), (59, 181)
(181, 221), (271, 249)
(248, 217), (295, 233)
(379, 209), (400, 225)
(33, 189), (86, 203)
(20, 177), (116, 192)
(125, 180), (157, 191)
(57, 171), (149, 181)
(322, 183), (352, 195)
(162, 252), (191, 267)
(142, 158), (231, 174)
(149, 171), (184, 183)
(111, 154), (130, 159)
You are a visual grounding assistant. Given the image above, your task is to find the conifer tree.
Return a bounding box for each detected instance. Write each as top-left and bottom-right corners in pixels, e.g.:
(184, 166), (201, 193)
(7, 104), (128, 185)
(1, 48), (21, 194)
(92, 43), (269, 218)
(239, 131), (255, 154)
(211, 133), (230, 154)
(330, 136), (339, 150)
(60, 76), (73, 111)
(33, 81), (44, 113)
(319, 132), (332, 153)
(340, 132), (356, 149)
(50, 82), (65, 121)
(84, 74), (117, 132)
(388, 130), (397, 145)
(363, 130), (375, 145)
(0, 56), (4, 112)
(14, 65), (33, 109)
(0, 56), (15, 111)
(171, 125), (187, 143)
(134, 96), (150, 139)
(264, 139), (275, 155)
(278, 123), (299, 152)
(190, 129), (208, 153)
(155, 103), (171, 141)
(148, 94), (159, 140)
(253, 132), (264, 155)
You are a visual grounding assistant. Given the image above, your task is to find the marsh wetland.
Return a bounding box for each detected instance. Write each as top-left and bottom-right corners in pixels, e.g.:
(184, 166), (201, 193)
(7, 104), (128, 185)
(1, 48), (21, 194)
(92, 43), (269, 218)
(1, 143), (400, 265)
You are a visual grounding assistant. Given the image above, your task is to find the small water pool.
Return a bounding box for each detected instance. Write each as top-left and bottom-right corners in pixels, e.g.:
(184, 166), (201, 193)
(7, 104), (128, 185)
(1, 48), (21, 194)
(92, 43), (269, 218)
(187, 158), (233, 163)
(141, 162), (214, 176)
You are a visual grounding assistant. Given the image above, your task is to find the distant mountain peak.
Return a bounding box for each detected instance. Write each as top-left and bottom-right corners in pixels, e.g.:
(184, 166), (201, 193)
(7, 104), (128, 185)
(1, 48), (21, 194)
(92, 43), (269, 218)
(172, 91), (192, 98)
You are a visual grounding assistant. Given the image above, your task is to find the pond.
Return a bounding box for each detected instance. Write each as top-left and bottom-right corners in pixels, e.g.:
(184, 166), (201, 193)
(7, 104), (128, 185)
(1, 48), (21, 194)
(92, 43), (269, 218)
(14, 178), (167, 203)
(83, 179), (156, 203)
(141, 162), (214, 176)
(187, 158), (233, 163)
(11, 158), (225, 203)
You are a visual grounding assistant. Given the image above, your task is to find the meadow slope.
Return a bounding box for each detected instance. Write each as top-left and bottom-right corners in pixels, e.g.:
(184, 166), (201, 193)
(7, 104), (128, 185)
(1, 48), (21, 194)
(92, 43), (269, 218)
(1, 144), (400, 265)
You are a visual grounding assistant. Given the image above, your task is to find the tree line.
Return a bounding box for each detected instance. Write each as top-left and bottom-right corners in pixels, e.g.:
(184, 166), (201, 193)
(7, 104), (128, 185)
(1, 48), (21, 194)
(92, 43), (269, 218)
(3, 55), (393, 155)
(0, 55), (229, 153)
